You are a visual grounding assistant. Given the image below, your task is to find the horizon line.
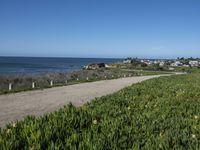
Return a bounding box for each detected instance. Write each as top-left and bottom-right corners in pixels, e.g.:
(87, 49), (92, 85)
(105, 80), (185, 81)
(0, 55), (192, 60)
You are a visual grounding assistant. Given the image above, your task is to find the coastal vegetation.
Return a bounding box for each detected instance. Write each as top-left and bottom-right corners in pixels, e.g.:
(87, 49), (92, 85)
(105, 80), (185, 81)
(1, 73), (200, 149)
(0, 68), (171, 95)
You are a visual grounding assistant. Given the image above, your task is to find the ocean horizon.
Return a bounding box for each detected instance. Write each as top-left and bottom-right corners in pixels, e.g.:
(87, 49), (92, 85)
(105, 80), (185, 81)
(0, 56), (122, 75)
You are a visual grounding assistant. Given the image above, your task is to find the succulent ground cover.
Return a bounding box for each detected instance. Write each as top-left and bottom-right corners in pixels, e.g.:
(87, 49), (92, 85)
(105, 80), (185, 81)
(1, 73), (200, 149)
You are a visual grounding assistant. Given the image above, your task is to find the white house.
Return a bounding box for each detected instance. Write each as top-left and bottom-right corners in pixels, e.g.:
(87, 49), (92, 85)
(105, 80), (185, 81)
(171, 61), (182, 67)
(159, 61), (165, 67)
(189, 61), (199, 67)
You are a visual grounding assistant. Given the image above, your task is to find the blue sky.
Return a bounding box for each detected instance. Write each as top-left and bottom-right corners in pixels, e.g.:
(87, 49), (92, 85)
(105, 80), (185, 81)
(0, 0), (199, 58)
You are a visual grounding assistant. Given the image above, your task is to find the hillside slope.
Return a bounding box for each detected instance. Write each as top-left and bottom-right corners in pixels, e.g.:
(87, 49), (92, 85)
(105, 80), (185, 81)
(1, 74), (200, 149)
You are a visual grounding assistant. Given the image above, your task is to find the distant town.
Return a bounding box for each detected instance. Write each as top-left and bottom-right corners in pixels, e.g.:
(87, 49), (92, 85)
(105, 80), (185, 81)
(122, 57), (200, 70)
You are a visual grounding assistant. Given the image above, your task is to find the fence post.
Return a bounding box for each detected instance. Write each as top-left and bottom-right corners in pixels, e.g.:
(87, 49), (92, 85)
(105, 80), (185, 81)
(50, 80), (53, 86)
(32, 82), (35, 89)
(9, 83), (12, 91)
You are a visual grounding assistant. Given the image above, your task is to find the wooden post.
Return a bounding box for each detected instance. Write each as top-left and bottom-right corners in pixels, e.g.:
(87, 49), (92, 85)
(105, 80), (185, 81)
(86, 77), (89, 81)
(9, 83), (12, 91)
(32, 82), (35, 89)
(105, 76), (107, 79)
(50, 80), (53, 86)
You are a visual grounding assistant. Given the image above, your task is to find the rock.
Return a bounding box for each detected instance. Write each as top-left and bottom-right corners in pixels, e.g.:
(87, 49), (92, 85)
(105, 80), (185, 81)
(83, 63), (106, 70)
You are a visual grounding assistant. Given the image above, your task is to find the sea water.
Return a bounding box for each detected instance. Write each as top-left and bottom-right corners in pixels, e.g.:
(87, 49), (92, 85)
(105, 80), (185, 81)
(0, 57), (122, 75)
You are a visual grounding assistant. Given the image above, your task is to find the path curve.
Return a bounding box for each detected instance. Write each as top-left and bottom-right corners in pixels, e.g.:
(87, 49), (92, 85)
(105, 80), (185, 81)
(0, 75), (169, 127)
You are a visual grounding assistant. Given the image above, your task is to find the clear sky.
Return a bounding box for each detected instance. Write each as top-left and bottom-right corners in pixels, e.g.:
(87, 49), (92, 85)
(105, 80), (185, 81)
(0, 0), (199, 58)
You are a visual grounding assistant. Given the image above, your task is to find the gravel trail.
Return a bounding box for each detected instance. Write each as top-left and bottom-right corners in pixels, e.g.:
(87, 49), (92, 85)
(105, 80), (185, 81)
(0, 75), (169, 127)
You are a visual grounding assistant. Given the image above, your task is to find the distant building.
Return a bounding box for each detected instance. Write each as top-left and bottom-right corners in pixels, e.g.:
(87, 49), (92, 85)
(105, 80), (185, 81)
(171, 61), (182, 67)
(189, 61), (199, 67)
(123, 59), (132, 64)
(141, 60), (153, 66)
(183, 64), (190, 67)
(153, 60), (159, 64)
(159, 61), (165, 67)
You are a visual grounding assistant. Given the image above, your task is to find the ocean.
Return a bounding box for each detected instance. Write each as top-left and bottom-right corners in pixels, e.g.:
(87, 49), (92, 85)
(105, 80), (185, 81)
(0, 57), (122, 75)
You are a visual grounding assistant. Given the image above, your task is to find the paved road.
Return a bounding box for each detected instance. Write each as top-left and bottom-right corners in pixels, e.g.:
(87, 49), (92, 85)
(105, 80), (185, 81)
(0, 75), (170, 127)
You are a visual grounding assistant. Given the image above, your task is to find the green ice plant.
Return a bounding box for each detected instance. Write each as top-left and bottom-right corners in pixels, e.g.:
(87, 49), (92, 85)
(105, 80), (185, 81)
(1, 73), (200, 149)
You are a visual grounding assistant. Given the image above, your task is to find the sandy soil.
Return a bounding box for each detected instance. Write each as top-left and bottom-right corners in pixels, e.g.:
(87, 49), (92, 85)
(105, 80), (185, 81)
(0, 75), (169, 127)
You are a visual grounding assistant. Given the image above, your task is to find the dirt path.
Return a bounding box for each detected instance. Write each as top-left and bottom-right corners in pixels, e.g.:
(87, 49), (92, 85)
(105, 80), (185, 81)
(0, 75), (169, 127)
